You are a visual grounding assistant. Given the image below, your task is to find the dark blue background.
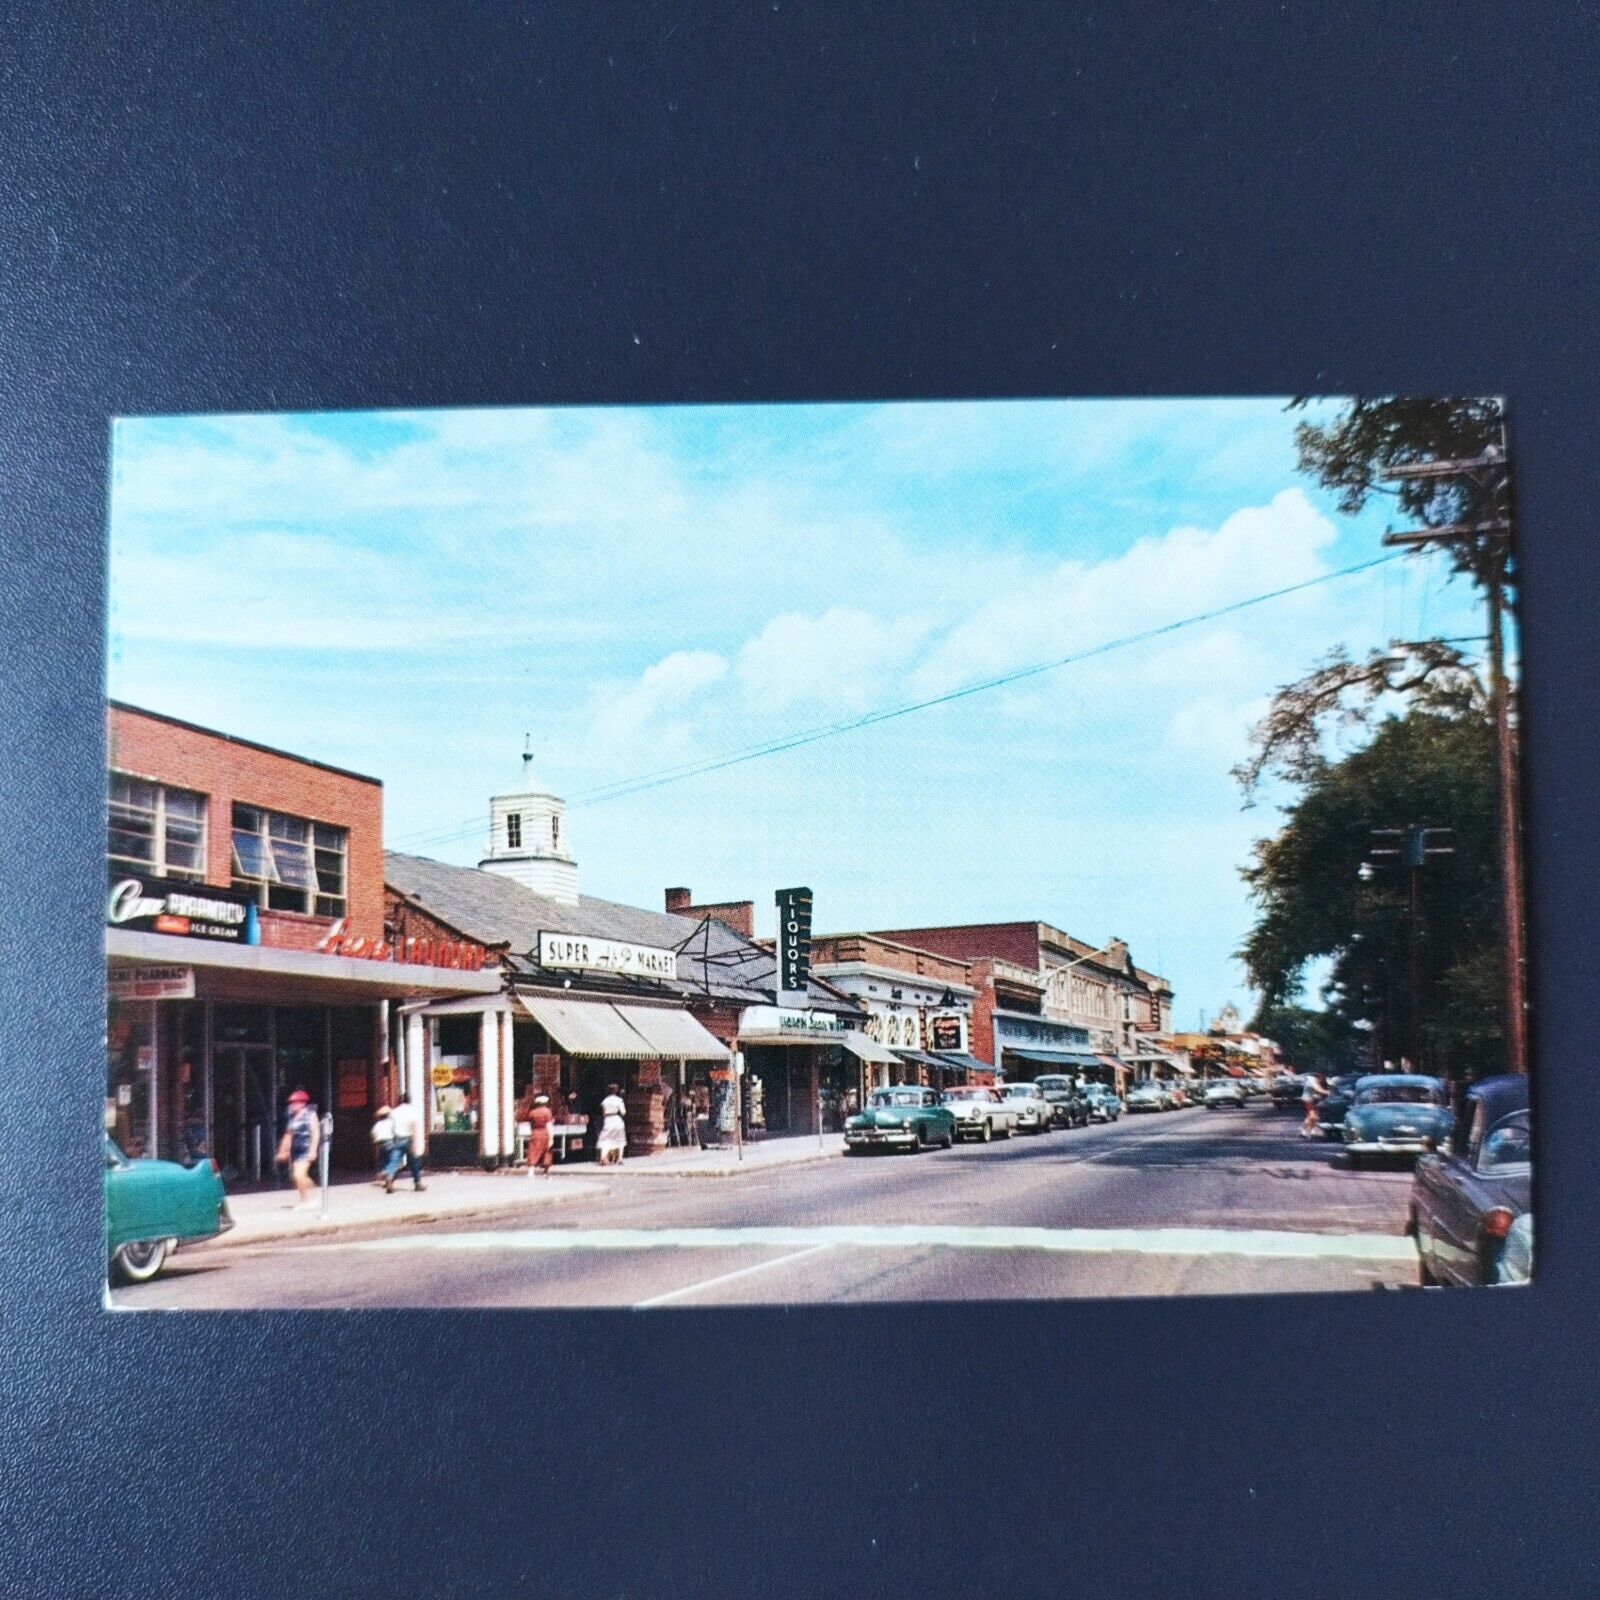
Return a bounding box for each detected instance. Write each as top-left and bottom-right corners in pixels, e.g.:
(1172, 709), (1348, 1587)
(3, 6), (1597, 1596)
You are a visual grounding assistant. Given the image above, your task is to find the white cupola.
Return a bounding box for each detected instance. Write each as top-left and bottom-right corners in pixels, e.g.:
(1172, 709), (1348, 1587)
(478, 736), (579, 905)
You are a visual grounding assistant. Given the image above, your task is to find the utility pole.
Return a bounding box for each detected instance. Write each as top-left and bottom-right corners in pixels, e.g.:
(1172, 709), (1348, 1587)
(1361, 827), (1455, 1070)
(1381, 443), (1527, 1075)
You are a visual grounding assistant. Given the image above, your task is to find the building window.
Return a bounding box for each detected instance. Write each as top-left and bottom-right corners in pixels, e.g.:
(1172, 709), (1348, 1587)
(551, 815), (560, 852)
(506, 812), (522, 850)
(232, 803), (346, 917)
(107, 773), (207, 881)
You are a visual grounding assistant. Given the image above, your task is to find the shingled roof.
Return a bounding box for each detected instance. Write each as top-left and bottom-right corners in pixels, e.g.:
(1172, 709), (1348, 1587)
(385, 851), (860, 1013)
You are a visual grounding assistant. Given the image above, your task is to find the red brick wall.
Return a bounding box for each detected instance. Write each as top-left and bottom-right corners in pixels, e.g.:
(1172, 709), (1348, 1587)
(968, 957), (999, 1066)
(869, 922), (1041, 969)
(665, 890), (755, 938)
(810, 933), (971, 987)
(108, 704), (386, 944)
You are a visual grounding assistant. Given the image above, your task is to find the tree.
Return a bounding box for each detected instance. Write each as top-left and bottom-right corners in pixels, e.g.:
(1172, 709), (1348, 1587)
(1246, 1004), (1359, 1077)
(1238, 707), (1503, 1078)
(1291, 396), (1513, 592)
(1290, 394), (1525, 1077)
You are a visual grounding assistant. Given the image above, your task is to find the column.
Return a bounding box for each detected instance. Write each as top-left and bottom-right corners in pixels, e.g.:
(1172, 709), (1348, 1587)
(498, 1009), (515, 1158)
(479, 1007), (501, 1163)
(405, 1010), (428, 1156)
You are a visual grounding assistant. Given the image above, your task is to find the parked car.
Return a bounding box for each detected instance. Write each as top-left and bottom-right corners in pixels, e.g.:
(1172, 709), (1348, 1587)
(940, 1085), (1019, 1142)
(1411, 1075), (1531, 1286)
(1497, 1210), (1533, 1286)
(1342, 1074), (1452, 1166)
(1083, 1084), (1123, 1123)
(1313, 1073), (1368, 1140)
(998, 1081), (1052, 1133)
(1203, 1078), (1245, 1109)
(1126, 1081), (1170, 1114)
(1166, 1080), (1193, 1108)
(845, 1086), (957, 1153)
(105, 1133), (233, 1283)
(1269, 1072), (1305, 1109)
(1034, 1074), (1091, 1129)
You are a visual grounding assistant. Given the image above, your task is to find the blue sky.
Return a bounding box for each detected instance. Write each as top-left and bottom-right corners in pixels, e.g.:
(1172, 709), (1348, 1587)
(106, 399), (1484, 1025)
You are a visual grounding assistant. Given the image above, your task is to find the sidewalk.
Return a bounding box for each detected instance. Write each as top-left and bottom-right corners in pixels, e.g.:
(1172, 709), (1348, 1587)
(547, 1131), (845, 1181)
(211, 1134), (842, 1248)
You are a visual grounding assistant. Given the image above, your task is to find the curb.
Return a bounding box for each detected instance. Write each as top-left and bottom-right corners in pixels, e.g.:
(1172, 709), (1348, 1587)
(547, 1149), (843, 1182)
(209, 1179), (607, 1250)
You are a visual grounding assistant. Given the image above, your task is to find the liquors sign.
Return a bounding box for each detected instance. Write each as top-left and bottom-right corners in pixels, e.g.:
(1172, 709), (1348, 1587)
(775, 885), (813, 997)
(538, 931), (678, 981)
(106, 873), (259, 944)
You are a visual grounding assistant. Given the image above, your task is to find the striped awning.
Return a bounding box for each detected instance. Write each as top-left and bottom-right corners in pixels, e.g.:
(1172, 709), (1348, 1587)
(618, 1004), (730, 1062)
(841, 1030), (901, 1066)
(517, 995), (727, 1061)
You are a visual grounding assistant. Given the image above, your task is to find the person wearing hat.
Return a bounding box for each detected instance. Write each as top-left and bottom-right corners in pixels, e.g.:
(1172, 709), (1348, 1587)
(526, 1091), (555, 1176)
(276, 1087), (321, 1210)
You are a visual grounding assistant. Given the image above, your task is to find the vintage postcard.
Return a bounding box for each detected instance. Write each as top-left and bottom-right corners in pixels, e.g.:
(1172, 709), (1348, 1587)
(102, 397), (1529, 1307)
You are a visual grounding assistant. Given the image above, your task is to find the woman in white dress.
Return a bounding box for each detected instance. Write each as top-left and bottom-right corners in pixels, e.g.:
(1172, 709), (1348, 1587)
(597, 1083), (627, 1165)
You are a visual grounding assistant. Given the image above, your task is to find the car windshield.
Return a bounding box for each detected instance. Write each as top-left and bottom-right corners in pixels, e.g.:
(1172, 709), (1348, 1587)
(1356, 1083), (1443, 1106)
(1035, 1076), (1069, 1089)
(941, 1088), (986, 1102)
(1001, 1085), (1036, 1098)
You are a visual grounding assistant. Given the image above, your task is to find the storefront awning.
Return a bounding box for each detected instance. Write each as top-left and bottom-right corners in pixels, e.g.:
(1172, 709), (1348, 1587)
(841, 1030), (901, 1066)
(1005, 1048), (1103, 1072)
(1094, 1054), (1128, 1076)
(518, 995), (654, 1058)
(894, 1050), (952, 1072)
(617, 1003), (730, 1061)
(933, 1052), (996, 1077)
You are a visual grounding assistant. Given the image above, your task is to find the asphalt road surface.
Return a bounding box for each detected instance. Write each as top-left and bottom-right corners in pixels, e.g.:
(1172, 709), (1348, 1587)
(111, 1102), (1424, 1309)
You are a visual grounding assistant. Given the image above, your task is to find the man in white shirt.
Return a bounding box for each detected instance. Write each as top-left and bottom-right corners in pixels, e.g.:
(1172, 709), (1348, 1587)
(386, 1097), (425, 1192)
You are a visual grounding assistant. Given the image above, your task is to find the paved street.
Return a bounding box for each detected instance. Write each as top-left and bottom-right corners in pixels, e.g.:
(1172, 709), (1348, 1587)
(110, 1103), (1422, 1309)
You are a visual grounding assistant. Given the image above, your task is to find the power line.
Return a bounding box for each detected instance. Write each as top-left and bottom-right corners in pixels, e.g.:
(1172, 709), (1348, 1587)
(387, 551), (1405, 849)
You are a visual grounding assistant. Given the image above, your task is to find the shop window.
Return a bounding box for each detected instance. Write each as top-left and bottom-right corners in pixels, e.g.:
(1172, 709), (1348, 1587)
(506, 812), (522, 849)
(107, 772), (207, 881)
(232, 803), (347, 916)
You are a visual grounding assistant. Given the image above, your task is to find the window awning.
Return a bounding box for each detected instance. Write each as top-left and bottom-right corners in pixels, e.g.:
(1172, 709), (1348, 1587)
(894, 1050), (952, 1072)
(933, 1052), (996, 1077)
(841, 1030), (901, 1066)
(1094, 1054), (1128, 1075)
(616, 1003), (730, 1061)
(1005, 1048), (1103, 1071)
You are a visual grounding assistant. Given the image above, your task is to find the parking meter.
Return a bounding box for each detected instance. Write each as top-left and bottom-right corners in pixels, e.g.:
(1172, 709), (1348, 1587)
(318, 1112), (334, 1218)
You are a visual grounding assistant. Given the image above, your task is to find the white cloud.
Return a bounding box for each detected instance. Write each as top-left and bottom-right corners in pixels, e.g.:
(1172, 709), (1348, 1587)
(734, 607), (934, 715)
(586, 649), (729, 747)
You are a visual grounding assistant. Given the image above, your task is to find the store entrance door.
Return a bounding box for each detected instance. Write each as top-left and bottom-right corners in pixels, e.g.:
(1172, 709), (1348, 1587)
(213, 1043), (275, 1185)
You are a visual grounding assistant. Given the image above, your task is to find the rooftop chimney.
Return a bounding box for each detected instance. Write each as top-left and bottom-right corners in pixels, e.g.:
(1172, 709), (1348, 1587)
(665, 887), (692, 914)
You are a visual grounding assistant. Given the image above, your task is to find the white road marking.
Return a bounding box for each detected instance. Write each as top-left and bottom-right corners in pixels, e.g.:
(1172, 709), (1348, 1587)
(632, 1243), (835, 1308)
(336, 1223), (1418, 1263)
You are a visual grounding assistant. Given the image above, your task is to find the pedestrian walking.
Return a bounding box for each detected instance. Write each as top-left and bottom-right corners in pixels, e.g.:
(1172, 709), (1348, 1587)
(370, 1103), (396, 1187)
(277, 1088), (320, 1209)
(526, 1092), (555, 1175)
(597, 1083), (627, 1165)
(1300, 1072), (1325, 1139)
(388, 1096), (426, 1191)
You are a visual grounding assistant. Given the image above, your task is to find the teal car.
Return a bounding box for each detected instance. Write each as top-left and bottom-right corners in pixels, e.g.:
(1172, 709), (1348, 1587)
(105, 1134), (233, 1283)
(845, 1086), (956, 1153)
(1342, 1075), (1452, 1167)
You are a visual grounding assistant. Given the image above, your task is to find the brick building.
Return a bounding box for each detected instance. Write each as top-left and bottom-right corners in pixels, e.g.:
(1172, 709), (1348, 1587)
(808, 932), (985, 1088)
(862, 920), (1175, 1087)
(105, 703), (498, 1180)
(374, 761), (865, 1163)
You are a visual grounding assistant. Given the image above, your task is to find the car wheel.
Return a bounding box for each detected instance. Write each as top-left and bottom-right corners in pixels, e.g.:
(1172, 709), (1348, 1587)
(1347, 1151), (1363, 1170)
(942, 1126), (954, 1149)
(981, 1119), (993, 1143)
(111, 1237), (171, 1284)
